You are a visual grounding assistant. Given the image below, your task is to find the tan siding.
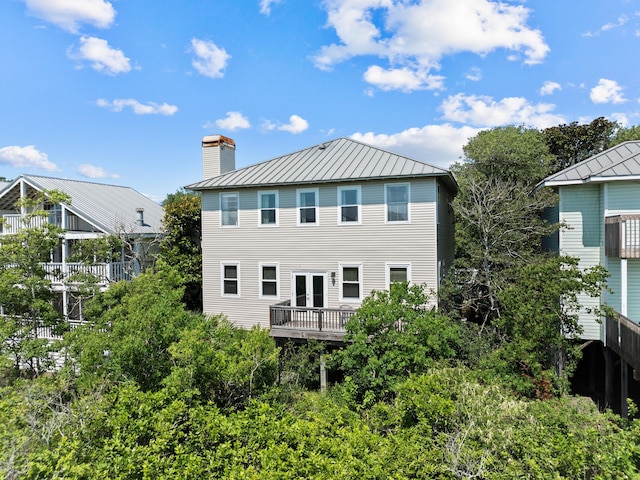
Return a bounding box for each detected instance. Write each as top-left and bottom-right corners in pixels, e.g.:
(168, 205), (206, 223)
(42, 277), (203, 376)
(201, 178), (440, 329)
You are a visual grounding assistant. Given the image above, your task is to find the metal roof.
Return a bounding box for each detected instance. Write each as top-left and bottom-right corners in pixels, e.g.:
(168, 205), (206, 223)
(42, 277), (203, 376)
(186, 137), (458, 193)
(539, 141), (640, 188)
(0, 175), (164, 236)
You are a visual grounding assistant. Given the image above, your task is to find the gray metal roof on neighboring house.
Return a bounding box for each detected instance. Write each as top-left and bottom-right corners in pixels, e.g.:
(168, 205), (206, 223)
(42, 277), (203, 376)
(539, 141), (640, 187)
(0, 175), (164, 236)
(186, 137), (458, 192)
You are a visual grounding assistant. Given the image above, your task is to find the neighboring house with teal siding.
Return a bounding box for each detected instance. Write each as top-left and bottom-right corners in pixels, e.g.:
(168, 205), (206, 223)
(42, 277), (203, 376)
(538, 141), (640, 414)
(187, 135), (457, 341)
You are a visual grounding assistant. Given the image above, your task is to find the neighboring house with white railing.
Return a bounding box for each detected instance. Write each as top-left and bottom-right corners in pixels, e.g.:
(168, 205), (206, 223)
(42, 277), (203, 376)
(0, 175), (164, 325)
(186, 135), (457, 341)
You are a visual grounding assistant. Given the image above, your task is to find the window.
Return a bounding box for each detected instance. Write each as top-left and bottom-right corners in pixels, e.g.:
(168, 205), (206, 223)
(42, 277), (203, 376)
(220, 193), (238, 226)
(385, 183), (410, 222)
(386, 263), (411, 289)
(338, 186), (361, 224)
(340, 263), (362, 301)
(260, 263), (279, 298)
(259, 191), (278, 226)
(44, 203), (62, 227)
(297, 188), (319, 225)
(221, 263), (240, 296)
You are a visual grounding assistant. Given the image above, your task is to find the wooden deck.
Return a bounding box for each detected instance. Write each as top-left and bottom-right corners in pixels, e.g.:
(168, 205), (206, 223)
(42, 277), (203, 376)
(606, 312), (640, 372)
(269, 301), (355, 341)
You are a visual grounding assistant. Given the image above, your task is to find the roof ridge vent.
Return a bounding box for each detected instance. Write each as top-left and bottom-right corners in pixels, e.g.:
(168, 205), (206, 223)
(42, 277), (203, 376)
(318, 143), (329, 150)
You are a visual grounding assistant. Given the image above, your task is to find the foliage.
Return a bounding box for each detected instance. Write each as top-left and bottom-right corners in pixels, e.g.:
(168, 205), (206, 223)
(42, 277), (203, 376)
(159, 189), (202, 311)
(490, 255), (611, 397)
(460, 125), (555, 185)
(164, 320), (279, 409)
(543, 116), (619, 172)
(611, 124), (640, 146)
(448, 126), (558, 327)
(333, 282), (460, 404)
(0, 190), (70, 376)
(2, 367), (639, 479)
(67, 266), (196, 391)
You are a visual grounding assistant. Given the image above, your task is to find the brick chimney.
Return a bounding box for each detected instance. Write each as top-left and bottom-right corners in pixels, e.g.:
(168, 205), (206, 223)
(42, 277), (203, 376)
(202, 135), (236, 179)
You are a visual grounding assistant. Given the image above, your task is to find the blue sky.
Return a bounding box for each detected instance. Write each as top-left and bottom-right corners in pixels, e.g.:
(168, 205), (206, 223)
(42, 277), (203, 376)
(1, 0), (639, 202)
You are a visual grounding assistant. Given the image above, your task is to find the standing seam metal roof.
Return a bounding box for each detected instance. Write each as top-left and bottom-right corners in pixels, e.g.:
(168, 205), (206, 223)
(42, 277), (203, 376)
(186, 137), (457, 192)
(539, 141), (640, 186)
(0, 175), (164, 236)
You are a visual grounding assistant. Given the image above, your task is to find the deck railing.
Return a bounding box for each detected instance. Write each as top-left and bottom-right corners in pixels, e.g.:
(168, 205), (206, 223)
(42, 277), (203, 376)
(5, 262), (133, 284)
(36, 319), (86, 340)
(1, 214), (47, 234)
(270, 300), (355, 333)
(605, 215), (640, 258)
(606, 312), (640, 372)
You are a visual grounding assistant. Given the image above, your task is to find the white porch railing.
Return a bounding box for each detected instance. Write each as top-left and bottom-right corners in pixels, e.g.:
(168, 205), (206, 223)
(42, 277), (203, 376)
(42, 262), (133, 284)
(1, 214), (47, 234)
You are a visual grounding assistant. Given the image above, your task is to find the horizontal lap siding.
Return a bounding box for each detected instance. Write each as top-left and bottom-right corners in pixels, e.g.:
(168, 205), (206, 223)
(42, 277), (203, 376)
(560, 185), (603, 340)
(201, 179), (438, 329)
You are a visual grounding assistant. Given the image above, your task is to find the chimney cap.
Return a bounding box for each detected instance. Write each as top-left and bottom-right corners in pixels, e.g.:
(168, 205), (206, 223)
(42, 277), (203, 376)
(202, 134), (235, 149)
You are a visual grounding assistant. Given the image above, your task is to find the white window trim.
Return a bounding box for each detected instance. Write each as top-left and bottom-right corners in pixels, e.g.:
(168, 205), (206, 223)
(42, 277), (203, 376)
(220, 262), (240, 297)
(220, 192), (239, 228)
(339, 262), (363, 303)
(297, 187), (320, 226)
(258, 190), (279, 227)
(259, 262), (280, 299)
(384, 182), (410, 224)
(385, 262), (412, 290)
(337, 185), (362, 225)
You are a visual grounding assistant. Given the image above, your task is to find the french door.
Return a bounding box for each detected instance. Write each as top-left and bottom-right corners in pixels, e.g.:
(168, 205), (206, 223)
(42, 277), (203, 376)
(292, 272), (327, 308)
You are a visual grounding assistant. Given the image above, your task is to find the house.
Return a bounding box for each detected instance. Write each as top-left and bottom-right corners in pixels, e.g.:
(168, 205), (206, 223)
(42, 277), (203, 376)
(186, 135), (457, 341)
(538, 140), (640, 414)
(0, 174), (164, 324)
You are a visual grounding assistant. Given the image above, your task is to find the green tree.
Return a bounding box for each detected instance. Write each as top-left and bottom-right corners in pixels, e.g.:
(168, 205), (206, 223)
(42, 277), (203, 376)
(611, 124), (640, 146)
(164, 319), (279, 409)
(492, 255), (610, 396)
(447, 126), (557, 328)
(543, 116), (619, 173)
(0, 190), (70, 376)
(68, 265), (197, 391)
(159, 190), (202, 311)
(333, 283), (460, 404)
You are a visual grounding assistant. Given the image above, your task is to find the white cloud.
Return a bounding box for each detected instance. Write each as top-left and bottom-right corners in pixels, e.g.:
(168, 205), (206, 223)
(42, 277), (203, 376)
(584, 15), (629, 36)
(464, 67), (482, 82)
(96, 98), (178, 115)
(540, 80), (561, 96)
(313, 0), (549, 92)
(0, 145), (57, 171)
(363, 65), (444, 92)
(261, 115), (309, 133)
(590, 78), (626, 104)
(278, 115), (309, 134)
(351, 123), (482, 168)
(439, 93), (566, 129)
(212, 112), (251, 131)
(259, 0), (281, 15)
(77, 163), (119, 179)
(23, 0), (115, 33)
(191, 38), (231, 78)
(68, 36), (131, 75)
(610, 112), (629, 127)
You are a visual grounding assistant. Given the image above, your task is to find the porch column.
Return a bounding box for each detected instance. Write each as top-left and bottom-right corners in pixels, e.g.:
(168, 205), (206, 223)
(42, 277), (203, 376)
(621, 359), (629, 418)
(604, 347), (616, 411)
